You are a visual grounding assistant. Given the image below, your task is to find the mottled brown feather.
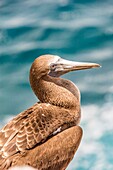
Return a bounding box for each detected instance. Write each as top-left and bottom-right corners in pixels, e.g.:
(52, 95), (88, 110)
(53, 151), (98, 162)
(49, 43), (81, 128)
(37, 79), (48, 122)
(0, 126), (82, 170)
(0, 102), (80, 160)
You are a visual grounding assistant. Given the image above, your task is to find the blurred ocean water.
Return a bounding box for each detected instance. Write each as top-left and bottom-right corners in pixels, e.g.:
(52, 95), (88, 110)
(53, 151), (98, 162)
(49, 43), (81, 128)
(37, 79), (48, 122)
(0, 0), (113, 169)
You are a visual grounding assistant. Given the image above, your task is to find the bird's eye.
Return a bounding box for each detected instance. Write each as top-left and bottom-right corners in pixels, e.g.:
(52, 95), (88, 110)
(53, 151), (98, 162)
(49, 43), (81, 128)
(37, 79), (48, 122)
(50, 64), (57, 70)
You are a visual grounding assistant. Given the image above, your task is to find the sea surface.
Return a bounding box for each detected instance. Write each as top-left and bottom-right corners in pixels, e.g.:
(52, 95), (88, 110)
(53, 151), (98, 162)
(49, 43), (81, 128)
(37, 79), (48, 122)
(0, 0), (113, 170)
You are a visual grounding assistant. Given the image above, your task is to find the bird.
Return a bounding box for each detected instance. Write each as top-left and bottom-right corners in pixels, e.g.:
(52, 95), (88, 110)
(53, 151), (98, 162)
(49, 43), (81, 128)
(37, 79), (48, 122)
(0, 54), (100, 170)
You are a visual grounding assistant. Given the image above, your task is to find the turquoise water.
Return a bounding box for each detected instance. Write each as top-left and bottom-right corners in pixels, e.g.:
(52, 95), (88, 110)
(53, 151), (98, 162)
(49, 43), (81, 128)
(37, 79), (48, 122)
(0, 0), (113, 169)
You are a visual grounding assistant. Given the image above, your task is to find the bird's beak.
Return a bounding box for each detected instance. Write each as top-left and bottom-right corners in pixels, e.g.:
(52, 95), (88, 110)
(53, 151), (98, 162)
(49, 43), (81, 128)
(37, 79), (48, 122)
(49, 58), (101, 77)
(58, 58), (101, 72)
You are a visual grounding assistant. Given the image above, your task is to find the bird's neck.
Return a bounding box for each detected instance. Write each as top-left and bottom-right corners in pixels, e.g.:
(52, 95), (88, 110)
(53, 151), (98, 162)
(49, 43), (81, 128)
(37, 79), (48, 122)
(30, 74), (80, 109)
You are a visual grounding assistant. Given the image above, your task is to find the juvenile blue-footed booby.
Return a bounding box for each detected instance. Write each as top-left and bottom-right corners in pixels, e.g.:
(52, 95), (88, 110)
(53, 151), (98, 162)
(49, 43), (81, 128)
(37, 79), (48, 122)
(0, 55), (100, 170)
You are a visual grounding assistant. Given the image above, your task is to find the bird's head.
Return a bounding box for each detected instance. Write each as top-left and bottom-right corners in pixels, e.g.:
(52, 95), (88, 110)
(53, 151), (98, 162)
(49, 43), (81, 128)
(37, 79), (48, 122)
(30, 54), (100, 79)
(30, 54), (101, 106)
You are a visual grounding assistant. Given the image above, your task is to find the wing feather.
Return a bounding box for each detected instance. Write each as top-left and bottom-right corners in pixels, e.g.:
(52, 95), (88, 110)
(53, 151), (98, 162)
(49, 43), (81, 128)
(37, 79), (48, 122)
(10, 126), (83, 170)
(0, 102), (79, 158)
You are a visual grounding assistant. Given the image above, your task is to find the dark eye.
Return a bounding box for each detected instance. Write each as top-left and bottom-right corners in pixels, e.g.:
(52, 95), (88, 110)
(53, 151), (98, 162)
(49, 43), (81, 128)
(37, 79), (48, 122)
(50, 63), (57, 70)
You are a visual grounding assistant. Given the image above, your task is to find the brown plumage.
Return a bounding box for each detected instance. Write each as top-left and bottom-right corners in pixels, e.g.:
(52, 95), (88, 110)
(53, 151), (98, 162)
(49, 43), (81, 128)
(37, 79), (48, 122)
(0, 55), (100, 170)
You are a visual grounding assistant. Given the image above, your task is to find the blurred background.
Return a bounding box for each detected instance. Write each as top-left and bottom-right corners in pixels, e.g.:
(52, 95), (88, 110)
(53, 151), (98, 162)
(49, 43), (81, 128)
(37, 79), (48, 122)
(0, 0), (113, 170)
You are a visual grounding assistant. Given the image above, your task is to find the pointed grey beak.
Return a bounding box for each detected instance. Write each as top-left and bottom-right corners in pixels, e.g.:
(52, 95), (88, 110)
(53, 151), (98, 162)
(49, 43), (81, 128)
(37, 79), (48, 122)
(58, 58), (101, 71)
(49, 58), (101, 77)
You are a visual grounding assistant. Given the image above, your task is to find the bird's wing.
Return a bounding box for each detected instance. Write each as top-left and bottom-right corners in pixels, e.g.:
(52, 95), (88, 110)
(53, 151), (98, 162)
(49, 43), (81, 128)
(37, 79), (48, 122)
(0, 103), (76, 158)
(12, 126), (83, 170)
